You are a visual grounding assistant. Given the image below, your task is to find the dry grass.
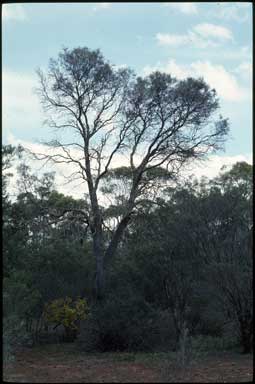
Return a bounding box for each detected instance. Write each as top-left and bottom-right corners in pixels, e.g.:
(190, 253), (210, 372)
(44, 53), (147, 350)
(3, 343), (253, 383)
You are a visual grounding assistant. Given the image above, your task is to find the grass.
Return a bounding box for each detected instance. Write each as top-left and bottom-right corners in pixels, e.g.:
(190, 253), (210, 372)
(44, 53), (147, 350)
(4, 340), (253, 383)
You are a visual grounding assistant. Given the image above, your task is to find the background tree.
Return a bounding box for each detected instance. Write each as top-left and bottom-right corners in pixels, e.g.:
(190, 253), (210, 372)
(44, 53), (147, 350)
(194, 163), (253, 353)
(3, 146), (252, 355)
(3, 152), (94, 348)
(33, 46), (229, 300)
(123, 182), (204, 348)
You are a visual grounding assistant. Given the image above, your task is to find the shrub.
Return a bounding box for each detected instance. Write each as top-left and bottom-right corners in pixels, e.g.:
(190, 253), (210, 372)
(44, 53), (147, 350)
(43, 297), (89, 342)
(77, 294), (159, 352)
(3, 315), (33, 364)
(190, 334), (239, 354)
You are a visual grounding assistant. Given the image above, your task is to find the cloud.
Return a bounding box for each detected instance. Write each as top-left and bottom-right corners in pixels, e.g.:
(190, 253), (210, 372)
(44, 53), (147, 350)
(6, 134), (89, 200)
(5, 134), (143, 202)
(156, 33), (190, 47)
(193, 23), (233, 40)
(93, 3), (111, 11)
(143, 60), (187, 79)
(143, 60), (248, 102)
(3, 70), (38, 110)
(164, 3), (198, 14)
(211, 3), (250, 23)
(2, 4), (28, 21)
(2, 70), (43, 140)
(6, 135), (252, 201)
(182, 153), (252, 180)
(190, 61), (246, 102)
(156, 23), (233, 48)
(156, 31), (212, 49)
(231, 61), (252, 100)
(218, 46), (252, 61)
(232, 62), (252, 80)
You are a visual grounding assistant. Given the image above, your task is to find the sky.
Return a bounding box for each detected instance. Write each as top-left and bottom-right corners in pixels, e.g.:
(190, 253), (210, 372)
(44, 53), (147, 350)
(2, 2), (253, 198)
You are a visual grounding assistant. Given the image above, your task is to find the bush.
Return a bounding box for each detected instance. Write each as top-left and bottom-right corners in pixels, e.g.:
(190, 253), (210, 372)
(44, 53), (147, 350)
(190, 334), (239, 354)
(3, 315), (33, 364)
(3, 275), (38, 362)
(44, 297), (89, 342)
(193, 303), (225, 337)
(77, 294), (160, 352)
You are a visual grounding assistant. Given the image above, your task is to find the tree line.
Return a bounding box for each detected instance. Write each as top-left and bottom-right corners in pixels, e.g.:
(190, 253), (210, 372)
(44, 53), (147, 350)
(3, 144), (252, 354)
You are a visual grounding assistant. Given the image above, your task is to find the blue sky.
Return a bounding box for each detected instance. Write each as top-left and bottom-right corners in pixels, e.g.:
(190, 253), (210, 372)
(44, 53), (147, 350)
(2, 2), (252, 195)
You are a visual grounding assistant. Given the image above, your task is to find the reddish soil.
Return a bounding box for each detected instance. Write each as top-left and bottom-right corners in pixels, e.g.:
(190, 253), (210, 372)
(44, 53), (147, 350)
(3, 344), (253, 383)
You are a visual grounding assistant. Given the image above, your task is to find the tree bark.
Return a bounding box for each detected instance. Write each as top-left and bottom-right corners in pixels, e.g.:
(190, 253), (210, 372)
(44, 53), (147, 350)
(93, 230), (105, 301)
(104, 214), (131, 264)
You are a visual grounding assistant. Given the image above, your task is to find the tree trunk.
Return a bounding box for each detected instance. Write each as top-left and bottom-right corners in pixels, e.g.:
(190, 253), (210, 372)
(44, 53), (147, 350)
(104, 178), (139, 264)
(91, 173), (138, 301)
(86, 172), (105, 302)
(94, 234), (105, 302)
(64, 326), (77, 342)
(104, 215), (131, 264)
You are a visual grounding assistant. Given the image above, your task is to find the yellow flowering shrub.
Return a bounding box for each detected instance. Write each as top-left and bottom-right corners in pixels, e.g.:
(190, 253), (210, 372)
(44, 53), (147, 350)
(44, 297), (89, 332)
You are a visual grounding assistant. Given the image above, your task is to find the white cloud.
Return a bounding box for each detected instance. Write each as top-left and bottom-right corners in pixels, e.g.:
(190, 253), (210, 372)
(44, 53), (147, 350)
(6, 134), (89, 200)
(232, 62), (252, 80)
(156, 33), (189, 47)
(219, 46), (252, 61)
(183, 153), (252, 180)
(143, 59), (248, 102)
(6, 135), (252, 201)
(156, 31), (212, 49)
(156, 23), (233, 48)
(2, 70), (43, 140)
(211, 3), (250, 23)
(193, 23), (233, 41)
(3, 70), (38, 110)
(93, 3), (111, 11)
(190, 61), (246, 102)
(143, 60), (188, 78)
(2, 4), (28, 21)
(164, 3), (198, 14)
(232, 62), (252, 100)
(5, 134), (143, 202)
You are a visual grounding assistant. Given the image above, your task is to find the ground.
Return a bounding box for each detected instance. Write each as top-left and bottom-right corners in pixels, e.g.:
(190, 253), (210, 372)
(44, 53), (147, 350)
(3, 343), (253, 383)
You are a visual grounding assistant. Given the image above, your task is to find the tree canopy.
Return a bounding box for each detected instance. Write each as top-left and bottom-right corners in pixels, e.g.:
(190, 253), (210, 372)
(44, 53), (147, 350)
(31, 46), (229, 300)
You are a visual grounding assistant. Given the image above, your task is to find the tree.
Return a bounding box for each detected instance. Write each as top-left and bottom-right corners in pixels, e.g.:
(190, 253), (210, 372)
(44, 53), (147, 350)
(212, 163), (253, 354)
(2, 145), (25, 277)
(34, 46), (229, 300)
(125, 184), (203, 348)
(2, 145), (16, 199)
(193, 162), (253, 353)
(3, 153), (94, 349)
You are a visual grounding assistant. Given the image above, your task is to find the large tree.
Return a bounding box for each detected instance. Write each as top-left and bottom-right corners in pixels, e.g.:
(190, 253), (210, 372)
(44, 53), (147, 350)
(34, 46), (229, 300)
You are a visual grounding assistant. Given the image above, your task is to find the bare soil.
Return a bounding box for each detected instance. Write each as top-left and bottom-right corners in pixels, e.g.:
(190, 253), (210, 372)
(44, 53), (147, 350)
(3, 344), (253, 383)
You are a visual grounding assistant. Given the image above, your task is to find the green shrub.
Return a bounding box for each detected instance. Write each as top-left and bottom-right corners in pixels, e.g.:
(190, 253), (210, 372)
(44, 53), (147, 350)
(77, 294), (159, 352)
(3, 315), (33, 364)
(190, 334), (238, 354)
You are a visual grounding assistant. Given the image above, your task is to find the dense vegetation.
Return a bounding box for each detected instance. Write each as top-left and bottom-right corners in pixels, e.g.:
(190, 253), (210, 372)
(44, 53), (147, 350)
(3, 144), (253, 361)
(3, 48), (252, 366)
